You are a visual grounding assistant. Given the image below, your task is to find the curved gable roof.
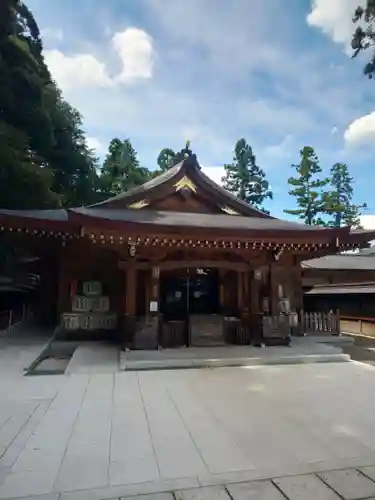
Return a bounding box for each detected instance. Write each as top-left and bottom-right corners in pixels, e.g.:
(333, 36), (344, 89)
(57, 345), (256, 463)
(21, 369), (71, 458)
(89, 154), (272, 218)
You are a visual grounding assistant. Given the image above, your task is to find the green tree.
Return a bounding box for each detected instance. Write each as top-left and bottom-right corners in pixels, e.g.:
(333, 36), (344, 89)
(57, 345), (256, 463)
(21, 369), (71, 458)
(222, 138), (272, 211)
(0, 0), (101, 209)
(323, 162), (366, 228)
(352, 1), (375, 78)
(157, 148), (177, 171)
(284, 146), (329, 225)
(47, 94), (101, 206)
(0, 122), (59, 208)
(100, 138), (151, 196)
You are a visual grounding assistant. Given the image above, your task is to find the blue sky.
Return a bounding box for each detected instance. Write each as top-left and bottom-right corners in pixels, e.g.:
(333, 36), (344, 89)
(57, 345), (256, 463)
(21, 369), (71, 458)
(28, 0), (375, 223)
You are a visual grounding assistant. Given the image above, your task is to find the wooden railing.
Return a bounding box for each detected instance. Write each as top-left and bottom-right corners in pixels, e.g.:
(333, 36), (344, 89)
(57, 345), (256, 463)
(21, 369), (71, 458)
(300, 310), (340, 336)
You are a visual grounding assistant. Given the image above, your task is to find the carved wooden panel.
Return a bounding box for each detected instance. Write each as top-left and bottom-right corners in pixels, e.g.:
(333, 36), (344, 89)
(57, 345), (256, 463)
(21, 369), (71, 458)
(150, 192), (221, 213)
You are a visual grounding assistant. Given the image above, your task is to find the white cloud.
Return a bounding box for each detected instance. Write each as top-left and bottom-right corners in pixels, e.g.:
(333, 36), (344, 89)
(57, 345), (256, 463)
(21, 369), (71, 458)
(344, 110), (375, 145)
(360, 214), (375, 229)
(307, 0), (365, 53)
(39, 0), (370, 178)
(44, 50), (113, 90)
(86, 136), (104, 152)
(201, 166), (225, 186)
(262, 135), (295, 161)
(44, 28), (155, 90)
(41, 27), (64, 42)
(112, 28), (155, 83)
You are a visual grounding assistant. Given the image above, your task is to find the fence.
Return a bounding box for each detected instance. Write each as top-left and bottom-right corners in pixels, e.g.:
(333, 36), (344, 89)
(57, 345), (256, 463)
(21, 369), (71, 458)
(300, 309), (340, 336)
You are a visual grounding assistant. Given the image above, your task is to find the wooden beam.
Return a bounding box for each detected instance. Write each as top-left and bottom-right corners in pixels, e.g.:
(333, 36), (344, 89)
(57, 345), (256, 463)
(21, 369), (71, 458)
(119, 260), (251, 272)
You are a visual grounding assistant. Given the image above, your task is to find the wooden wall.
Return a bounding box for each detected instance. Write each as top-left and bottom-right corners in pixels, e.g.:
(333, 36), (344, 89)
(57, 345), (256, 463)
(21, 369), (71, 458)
(302, 268), (375, 288)
(57, 242), (125, 317)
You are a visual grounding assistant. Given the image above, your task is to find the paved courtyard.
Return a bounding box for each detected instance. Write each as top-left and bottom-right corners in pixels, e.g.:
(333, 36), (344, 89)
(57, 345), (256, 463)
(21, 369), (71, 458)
(3, 335), (375, 499)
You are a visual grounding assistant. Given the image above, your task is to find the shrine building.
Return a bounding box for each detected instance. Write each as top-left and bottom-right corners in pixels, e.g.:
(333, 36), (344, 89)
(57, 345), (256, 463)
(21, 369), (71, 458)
(0, 149), (374, 347)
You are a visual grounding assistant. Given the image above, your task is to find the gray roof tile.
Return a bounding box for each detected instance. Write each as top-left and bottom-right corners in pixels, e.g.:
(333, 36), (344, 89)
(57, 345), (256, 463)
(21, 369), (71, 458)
(71, 207), (325, 231)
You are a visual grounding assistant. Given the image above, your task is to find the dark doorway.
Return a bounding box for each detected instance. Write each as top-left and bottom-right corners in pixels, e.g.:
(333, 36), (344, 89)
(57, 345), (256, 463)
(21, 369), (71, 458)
(160, 268), (219, 319)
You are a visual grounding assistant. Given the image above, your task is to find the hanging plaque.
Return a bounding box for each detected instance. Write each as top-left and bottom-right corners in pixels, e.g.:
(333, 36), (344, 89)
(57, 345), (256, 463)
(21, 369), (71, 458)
(149, 301), (158, 313)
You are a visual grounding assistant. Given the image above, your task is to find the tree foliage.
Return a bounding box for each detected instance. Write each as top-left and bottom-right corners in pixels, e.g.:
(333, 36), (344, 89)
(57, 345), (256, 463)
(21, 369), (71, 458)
(100, 138), (151, 197)
(0, 0), (101, 209)
(352, 1), (375, 78)
(222, 138), (272, 211)
(157, 148), (177, 172)
(323, 163), (366, 228)
(284, 147), (329, 225)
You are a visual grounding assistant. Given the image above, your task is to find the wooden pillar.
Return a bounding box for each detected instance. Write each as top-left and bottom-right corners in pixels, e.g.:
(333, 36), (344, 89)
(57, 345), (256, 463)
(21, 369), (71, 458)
(57, 257), (70, 319)
(293, 264), (303, 312)
(218, 269), (225, 311)
(269, 263), (279, 315)
(250, 270), (260, 314)
(243, 271), (250, 310)
(145, 270), (151, 315)
(237, 271), (243, 312)
(150, 266), (160, 315)
(125, 267), (137, 316)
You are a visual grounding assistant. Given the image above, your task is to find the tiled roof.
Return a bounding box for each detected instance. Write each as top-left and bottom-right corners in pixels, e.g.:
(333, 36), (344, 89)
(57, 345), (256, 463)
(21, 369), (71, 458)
(71, 207), (327, 231)
(302, 254), (375, 270)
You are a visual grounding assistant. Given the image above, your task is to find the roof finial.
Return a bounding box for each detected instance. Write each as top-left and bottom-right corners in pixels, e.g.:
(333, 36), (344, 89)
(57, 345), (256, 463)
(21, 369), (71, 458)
(184, 140), (191, 158)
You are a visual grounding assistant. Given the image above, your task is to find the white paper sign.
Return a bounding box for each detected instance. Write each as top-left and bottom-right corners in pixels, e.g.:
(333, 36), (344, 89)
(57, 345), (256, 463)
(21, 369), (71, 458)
(149, 301), (158, 312)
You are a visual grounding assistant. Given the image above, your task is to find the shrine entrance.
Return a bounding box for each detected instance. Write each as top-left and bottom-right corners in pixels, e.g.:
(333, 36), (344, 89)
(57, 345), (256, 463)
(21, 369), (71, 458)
(160, 268), (223, 346)
(160, 268), (219, 318)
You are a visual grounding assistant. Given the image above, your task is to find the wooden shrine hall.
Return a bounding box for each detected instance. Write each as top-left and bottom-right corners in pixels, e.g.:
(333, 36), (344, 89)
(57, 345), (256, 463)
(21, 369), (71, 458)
(1, 147), (374, 348)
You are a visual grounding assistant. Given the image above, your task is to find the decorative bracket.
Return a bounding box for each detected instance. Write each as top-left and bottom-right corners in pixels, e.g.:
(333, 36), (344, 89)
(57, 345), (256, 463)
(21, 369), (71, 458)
(221, 205), (239, 215)
(127, 199), (149, 209)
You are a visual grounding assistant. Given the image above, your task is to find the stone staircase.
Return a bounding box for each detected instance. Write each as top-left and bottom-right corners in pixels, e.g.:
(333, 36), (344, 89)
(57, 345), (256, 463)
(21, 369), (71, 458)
(190, 314), (225, 346)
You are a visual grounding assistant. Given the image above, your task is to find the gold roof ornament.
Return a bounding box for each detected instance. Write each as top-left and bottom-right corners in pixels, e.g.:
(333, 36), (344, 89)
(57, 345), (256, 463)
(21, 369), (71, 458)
(184, 140), (191, 158)
(174, 176), (197, 192)
(127, 199), (149, 209)
(221, 206), (239, 215)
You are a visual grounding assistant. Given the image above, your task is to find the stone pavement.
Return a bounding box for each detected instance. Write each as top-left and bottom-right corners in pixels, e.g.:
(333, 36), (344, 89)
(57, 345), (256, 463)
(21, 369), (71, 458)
(2, 360), (375, 498)
(120, 338), (350, 370)
(108, 468), (375, 499)
(3, 330), (375, 499)
(65, 343), (120, 374)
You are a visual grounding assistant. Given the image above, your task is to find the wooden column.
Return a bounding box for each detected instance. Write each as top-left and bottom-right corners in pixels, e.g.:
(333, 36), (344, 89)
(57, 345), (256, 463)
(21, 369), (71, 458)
(145, 270), (151, 316)
(293, 263), (303, 312)
(218, 269), (225, 311)
(243, 271), (250, 311)
(237, 271), (243, 312)
(150, 266), (160, 315)
(125, 267), (136, 316)
(250, 270), (260, 314)
(269, 263), (279, 315)
(57, 256), (70, 318)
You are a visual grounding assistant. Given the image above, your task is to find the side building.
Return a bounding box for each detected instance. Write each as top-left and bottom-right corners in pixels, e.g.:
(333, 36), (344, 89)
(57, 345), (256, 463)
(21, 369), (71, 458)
(303, 251), (375, 336)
